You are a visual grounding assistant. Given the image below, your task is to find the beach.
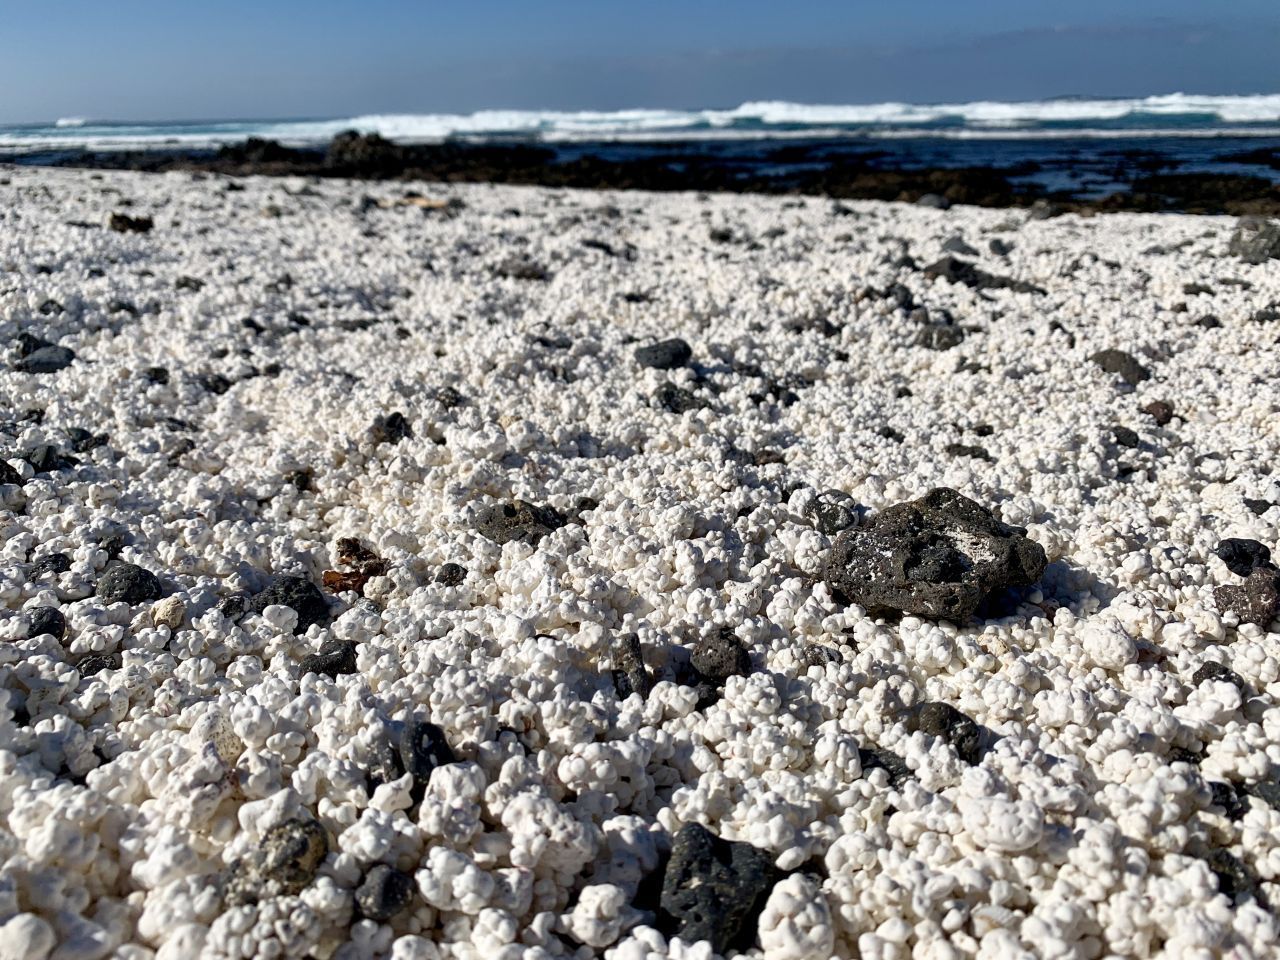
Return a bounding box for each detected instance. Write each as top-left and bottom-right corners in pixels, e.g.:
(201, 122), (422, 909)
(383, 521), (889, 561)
(1, 164), (1279, 959)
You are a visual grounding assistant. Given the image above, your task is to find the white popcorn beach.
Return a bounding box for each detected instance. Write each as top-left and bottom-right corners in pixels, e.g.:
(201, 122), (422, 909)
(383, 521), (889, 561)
(0, 165), (1278, 959)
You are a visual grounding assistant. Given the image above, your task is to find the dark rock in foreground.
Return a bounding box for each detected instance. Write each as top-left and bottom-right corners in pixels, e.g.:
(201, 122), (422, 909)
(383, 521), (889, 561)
(355, 864), (414, 921)
(96, 563), (163, 605)
(246, 575), (330, 632)
(14, 345), (75, 374)
(1214, 538), (1272, 577)
(659, 823), (781, 954)
(1214, 566), (1280, 626)
(1227, 216), (1280, 263)
(822, 488), (1047, 620)
(223, 818), (329, 906)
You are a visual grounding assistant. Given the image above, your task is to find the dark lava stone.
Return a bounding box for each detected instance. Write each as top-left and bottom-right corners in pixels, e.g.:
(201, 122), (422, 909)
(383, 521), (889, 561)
(912, 702), (982, 765)
(30, 553), (71, 579)
(96, 563), (163, 605)
(66, 428), (107, 453)
(284, 468), (314, 492)
(225, 817), (330, 907)
(809, 491), (860, 536)
(658, 823), (781, 955)
(298, 639), (358, 678)
(1228, 216), (1280, 264)
(217, 594), (247, 620)
(77, 653), (122, 676)
(1244, 779), (1280, 812)
(612, 633), (653, 699)
(944, 443), (991, 461)
(1214, 538), (1271, 577)
(175, 275), (204, 292)
(989, 238), (1013, 256)
(1213, 566), (1280, 626)
(434, 562), (467, 586)
(16, 333), (51, 357)
(371, 411), (412, 445)
(1168, 745), (1203, 766)
(14, 345), (75, 374)
(1209, 781), (1249, 821)
(916, 325), (965, 351)
(355, 864), (414, 921)
(1192, 661), (1246, 690)
(108, 212), (153, 233)
(635, 338), (693, 370)
(435, 386), (464, 409)
(1194, 315), (1222, 329)
(942, 236), (979, 257)
(1206, 848), (1258, 902)
(1089, 349), (1151, 387)
(246, 575), (330, 632)
(1113, 426), (1140, 448)
(198, 373), (232, 395)
(398, 720), (457, 796)
(802, 644), (843, 667)
(474, 500), (567, 546)
(25, 445), (77, 473)
(823, 488), (1047, 621)
(876, 426), (904, 443)
(27, 606), (66, 642)
(1244, 498), (1275, 516)
(654, 382), (703, 414)
(1142, 400), (1174, 425)
(691, 628), (751, 682)
(0, 458), (22, 486)
(859, 746), (913, 788)
(922, 255), (1044, 294)
(364, 729), (405, 789)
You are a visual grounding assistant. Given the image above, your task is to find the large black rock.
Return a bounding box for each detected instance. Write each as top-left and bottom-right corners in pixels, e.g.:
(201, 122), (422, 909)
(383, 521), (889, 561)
(822, 488), (1047, 620)
(96, 563), (163, 605)
(246, 575), (330, 632)
(474, 500), (567, 546)
(658, 823), (781, 954)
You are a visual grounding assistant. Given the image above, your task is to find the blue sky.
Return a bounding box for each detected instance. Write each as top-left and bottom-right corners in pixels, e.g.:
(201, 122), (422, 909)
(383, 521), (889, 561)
(1, 1), (1277, 122)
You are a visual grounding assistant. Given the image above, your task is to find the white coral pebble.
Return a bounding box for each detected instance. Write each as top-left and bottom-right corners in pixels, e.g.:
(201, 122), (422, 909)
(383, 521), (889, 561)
(758, 873), (835, 960)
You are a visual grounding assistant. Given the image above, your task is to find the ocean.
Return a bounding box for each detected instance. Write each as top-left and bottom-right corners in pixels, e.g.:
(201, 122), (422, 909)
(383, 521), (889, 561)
(5, 93), (1279, 203)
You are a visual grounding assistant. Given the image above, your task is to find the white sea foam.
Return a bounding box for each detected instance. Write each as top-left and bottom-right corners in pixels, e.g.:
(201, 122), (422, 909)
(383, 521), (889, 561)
(4, 93), (1278, 153)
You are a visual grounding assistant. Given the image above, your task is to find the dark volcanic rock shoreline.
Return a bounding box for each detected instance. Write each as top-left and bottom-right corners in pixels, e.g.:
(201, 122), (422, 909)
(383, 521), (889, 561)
(7, 131), (1280, 215)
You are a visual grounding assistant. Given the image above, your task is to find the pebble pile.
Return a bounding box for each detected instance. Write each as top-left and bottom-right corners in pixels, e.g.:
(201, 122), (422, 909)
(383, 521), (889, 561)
(1, 166), (1279, 960)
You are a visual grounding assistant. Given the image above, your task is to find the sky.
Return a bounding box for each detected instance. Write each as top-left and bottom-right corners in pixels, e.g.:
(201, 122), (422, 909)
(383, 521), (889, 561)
(1, 1), (1277, 123)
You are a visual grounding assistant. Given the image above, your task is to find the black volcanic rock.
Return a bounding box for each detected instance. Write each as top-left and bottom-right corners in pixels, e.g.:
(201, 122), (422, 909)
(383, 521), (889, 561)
(822, 488), (1047, 620)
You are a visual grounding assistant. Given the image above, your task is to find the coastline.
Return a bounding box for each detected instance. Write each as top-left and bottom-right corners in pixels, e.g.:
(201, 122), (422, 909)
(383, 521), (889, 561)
(5, 131), (1280, 215)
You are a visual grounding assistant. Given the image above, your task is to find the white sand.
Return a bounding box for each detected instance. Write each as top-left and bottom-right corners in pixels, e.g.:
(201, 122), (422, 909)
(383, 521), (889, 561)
(1, 166), (1279, 960)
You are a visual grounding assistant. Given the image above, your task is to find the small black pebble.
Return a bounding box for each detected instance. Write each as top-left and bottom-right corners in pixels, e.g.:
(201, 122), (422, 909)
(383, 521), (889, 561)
(913, 702), (982, 765)
(1113, 426), (1140, 448)
(635, 338), (692, 370)
(96, 563), (163, 605)
(1214, 538), (1272, 577)
(399, 720), (457, 797)
(1192, 661), (1246, 690)
(27, 606), (66, 642)
(355, 864), (415, 921)
(653, 382), (702, 414)
(30, 553), (71, 578)
(298, 639), (358, 678)
(434, 562), (466, 586)
(690, 628), (751, 682)
(371, 412), (412, 445)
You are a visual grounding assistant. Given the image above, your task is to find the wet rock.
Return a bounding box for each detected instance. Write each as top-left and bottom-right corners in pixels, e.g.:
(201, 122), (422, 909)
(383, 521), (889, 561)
(1214, 538), (1271, 577)
(97, 563), (163, 605)
(108, 212), (153, 233)
(912, 702), (982, 764)
(0, 459), (21, 486)
(27, 606), (66, 642)
(224, 818), (330, 906)
(1089, 349), (1151, 386)
(658, 823), (781, 955)
(822, 487), (1048, 621)
(653, 381), (703, 414)
(922, 255), (1045, 294)
(1113, 426), (1140, 449)
(916, 325), (965, 351)
(859, 746), (912, 788)
(355, 864), (415, 921)
(1214, 566), (1280, 626)
(808, 490), (860, 536)
(14, 345), (75, 374)
(691, 628), (751, 682)
(1227, 216), (1280, 263)
(434, 562), (467, 586)
(371, 411), (411, 445)
(474, 500), (567, 546)
(246, 575), (330, 632)
(635, 338), (692, 370)
(30, 553), (71, 579)
(298, 639), (358, 678)
(1192, 661), (1245, 689)
(1142, 400), (1174, 425)
(398, 720), (457, 796)
(611, 632), (652, 699)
